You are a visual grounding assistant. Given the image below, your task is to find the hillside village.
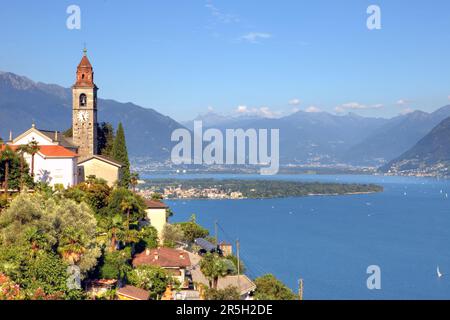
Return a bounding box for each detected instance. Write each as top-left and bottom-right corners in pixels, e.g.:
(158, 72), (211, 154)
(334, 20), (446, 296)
(0, 51), (296, 301)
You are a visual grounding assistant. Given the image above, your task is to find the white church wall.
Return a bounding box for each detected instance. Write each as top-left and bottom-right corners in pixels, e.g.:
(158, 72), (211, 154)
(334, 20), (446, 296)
(33, 155), (76, 188)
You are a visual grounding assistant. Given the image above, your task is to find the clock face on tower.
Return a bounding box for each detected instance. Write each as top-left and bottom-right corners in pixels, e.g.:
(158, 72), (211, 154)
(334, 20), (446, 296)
(78, 110), (89, 124)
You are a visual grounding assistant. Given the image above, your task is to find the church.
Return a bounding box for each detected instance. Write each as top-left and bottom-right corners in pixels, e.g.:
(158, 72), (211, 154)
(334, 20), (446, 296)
(4, 50), (123, 188)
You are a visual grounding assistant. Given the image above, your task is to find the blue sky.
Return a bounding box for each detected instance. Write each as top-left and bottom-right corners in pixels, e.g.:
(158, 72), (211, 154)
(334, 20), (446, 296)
(1, 0), (450, 121)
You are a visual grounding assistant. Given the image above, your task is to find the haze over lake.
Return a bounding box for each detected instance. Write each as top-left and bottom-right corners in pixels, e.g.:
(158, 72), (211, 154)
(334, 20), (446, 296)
(144, 174), (450, 300)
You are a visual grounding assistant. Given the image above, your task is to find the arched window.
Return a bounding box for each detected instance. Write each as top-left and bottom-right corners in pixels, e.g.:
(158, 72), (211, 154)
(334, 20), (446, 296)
(82, 74), (85, 80)
(79, 94), (87, 107)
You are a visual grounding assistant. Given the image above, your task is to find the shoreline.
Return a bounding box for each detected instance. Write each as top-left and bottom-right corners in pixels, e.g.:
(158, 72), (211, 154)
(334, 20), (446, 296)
(159, 190), (382, 201)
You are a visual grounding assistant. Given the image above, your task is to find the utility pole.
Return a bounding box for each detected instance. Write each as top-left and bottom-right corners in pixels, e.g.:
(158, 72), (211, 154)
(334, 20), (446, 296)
(236, 239), (241, 292)
(214, 220), (218, 245)
(298, 278), (304, 301)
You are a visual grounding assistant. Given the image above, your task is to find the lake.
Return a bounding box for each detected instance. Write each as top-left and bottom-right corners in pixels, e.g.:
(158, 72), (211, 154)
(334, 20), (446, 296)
(144, 174), (450, 300)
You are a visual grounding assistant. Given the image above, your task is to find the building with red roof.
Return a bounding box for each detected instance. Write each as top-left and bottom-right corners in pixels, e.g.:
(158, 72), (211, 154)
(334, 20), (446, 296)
(133, 248), (192, 288)
(1, 50), (122, 188)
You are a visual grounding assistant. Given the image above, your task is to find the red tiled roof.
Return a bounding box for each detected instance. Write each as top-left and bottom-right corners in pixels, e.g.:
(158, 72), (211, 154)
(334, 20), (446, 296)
(37, 146), (78, 158)
(145, 199), (168, 209)
(117, 285), (150, 301)
(78, 55), (92, 69)
(133, 248), (191, 268)
(1, 144), (77, 158)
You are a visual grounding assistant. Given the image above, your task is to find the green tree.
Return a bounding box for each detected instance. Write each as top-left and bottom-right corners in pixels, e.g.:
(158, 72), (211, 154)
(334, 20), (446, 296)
(99, 249), (131, 280)
(175, 214), (209, 243)
(127, 265), (175, 300)
(100, 188), (146, 250)
(204, 286), (240, 300)
(64, 177), (111, 214)
(253, 274), (297, 300)
(0, 193), (101, 277)
(97, 122), (115, 157)
(26, 140), (40, 179)
(112, 123), (130, 188)
(161, 224), (184, 248)
(224, 255), (246, 275)
(200, 253), (230, 289)
(135, 226), (159, 253)
(0, 146), (16, 193)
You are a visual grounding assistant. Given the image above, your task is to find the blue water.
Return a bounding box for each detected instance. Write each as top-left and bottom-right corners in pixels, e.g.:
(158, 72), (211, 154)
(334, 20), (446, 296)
(145, 174), (450, 299)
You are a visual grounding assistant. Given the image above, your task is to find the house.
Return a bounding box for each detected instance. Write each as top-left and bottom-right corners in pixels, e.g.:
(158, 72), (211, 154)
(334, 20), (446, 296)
(219, 242), (233, 257)
(116, 285), (150, 301)
(144, 200), (169, 241)
(3, 135), (79, 188)
(132, 247), (191, 287)
(187, 251), (256, 300)
(77, 155), (123, 187)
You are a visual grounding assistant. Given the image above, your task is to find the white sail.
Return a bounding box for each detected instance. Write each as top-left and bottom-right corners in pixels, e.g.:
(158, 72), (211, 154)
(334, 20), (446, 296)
(437, 266), (443, 278)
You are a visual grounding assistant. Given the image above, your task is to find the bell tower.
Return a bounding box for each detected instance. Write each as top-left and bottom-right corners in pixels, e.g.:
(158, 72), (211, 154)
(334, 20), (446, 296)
(72, 48), (98, 160)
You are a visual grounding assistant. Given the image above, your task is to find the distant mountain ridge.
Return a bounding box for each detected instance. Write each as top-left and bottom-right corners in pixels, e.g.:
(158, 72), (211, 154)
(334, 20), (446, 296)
(343, 106), (450, 165)
(0, 71), (185, 160)
(184, 106), (450, 165)
(381, 116), (450, 176)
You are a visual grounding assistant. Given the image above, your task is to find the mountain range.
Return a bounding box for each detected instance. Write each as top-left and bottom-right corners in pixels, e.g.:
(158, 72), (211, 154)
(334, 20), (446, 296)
(2, 70), (450, 168)
(0, 71), (184, 160)
(183, 107), (450, 166)
(381, 116), (450, 175)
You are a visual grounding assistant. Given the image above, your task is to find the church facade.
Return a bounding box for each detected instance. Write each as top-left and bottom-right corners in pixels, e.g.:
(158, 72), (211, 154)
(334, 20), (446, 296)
(4, 50), (123, 188)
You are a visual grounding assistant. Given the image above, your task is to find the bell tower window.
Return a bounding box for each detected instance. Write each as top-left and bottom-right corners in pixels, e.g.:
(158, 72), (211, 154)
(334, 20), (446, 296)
(79, 94), (87, 107)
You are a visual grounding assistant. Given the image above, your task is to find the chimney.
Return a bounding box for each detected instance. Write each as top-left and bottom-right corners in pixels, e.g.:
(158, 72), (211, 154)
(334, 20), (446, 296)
(8, 130), (12, 142)
(179, 252), (185, 260)
(54, 131), (58, 141)
(145, 249), (150, 256)
(154, 251), (159, 260)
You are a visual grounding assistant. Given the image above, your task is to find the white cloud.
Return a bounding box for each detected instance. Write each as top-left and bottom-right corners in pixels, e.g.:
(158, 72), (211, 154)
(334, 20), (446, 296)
(205, 1), (240, 24)
(305, 106), (321, 113)
(240, 32), (272, 44)
(396, 99), (411, 106)
(236, 105), (248, 113)
(207, 106), (214, 112)
(337, 102), (384, 111)
(234, 105), (281, 118)
(289, 98), (301, 106)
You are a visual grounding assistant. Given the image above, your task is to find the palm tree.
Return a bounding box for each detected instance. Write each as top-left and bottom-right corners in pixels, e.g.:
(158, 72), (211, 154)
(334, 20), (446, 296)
(108, 214), (124, 252)
(130, 172), (139, 192)
(120, 195), (135, 227)
(26, 140), (39, 179)
(58, 227), (86, 264)
(15, 145), (29, 191)
(200, 253), (230, 289)
(0, 146), (16, 194)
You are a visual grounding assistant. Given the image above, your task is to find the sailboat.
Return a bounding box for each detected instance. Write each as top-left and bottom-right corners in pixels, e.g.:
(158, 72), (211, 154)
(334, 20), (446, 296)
(437, 266), (443, 278)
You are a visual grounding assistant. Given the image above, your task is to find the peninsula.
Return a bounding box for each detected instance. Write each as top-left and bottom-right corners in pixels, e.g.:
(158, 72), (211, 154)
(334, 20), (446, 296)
(139, 179), (383, 200)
